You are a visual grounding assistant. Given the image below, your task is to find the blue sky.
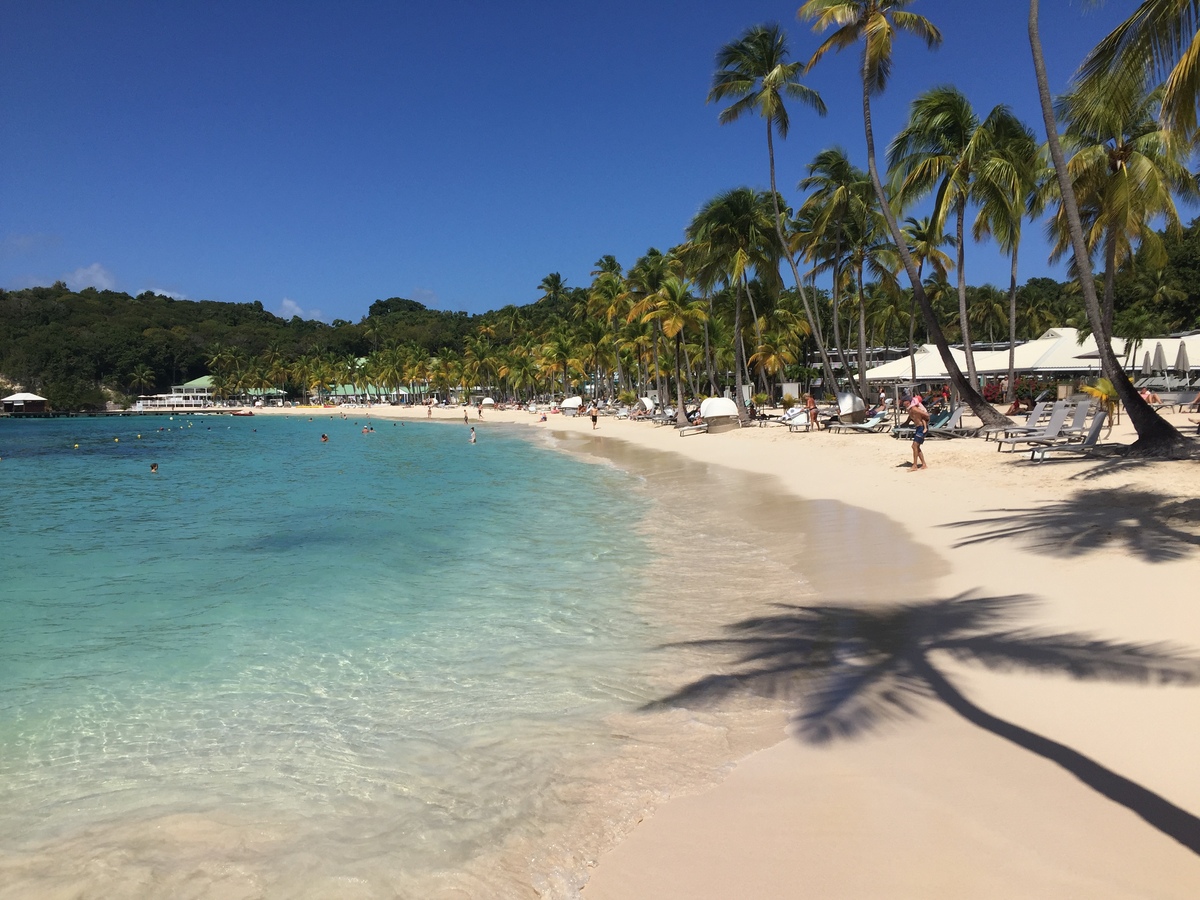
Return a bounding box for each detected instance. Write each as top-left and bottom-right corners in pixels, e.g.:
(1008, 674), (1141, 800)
(1, 1), (1137, 322)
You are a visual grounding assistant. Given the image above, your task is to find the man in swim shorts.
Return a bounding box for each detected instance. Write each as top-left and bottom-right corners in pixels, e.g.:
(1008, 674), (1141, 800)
(907, 399), (930, 472)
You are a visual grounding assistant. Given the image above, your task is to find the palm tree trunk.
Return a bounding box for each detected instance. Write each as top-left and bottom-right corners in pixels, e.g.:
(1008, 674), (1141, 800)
(674, 334), (689, 427)
(860, 56), (1008, 428)
(1103, 227), (1117, 344)
(956, 200), (978, 387)
(856, 266), (869, 400)
(1028, 0), (1182, 452)
(1008, 245), (1019, 403)
(733, 279), (749, 423)
(767, 122), (840, 391)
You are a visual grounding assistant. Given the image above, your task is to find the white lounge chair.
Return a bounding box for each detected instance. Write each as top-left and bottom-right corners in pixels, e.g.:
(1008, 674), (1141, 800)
(828, 412), (890, 434)
(1028, 411), (1108, 462)
(994, 402), (1072, 453)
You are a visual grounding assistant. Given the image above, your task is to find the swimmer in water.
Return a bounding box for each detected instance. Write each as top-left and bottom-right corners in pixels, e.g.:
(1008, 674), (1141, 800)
(150, 463), (158, 474)
(321, 433), (329, 442)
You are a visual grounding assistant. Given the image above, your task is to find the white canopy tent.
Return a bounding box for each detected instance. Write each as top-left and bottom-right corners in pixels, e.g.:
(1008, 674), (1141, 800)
(865, 344), (968, 382)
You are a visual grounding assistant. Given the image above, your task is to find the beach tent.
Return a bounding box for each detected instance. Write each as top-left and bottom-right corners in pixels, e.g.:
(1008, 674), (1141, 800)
(481, 397), (495, 407)
(973, 328), (1123, 375)
(561, 396), (583, 416)
(865, 344), (967, 381)
(700, 396), (740, 433)
(2, 392), (48, 413)
(638, 397), (655, 411)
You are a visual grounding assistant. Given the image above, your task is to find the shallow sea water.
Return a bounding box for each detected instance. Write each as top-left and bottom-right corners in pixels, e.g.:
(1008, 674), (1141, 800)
(0, 413), (916, 898)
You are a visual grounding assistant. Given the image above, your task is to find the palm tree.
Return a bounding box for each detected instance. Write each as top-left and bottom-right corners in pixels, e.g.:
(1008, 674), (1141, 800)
(1027, 0), (1184, 452)
(1081, 0), (1200, 137)
(1049, 67), (1198, 342)
(128, 364), (155, 396)
(686, 188), (783, 423)
(971, 114), (1042, 403)
(798, 147), (875, 397)
(799, 0), (1008, 429)
(650, 592), (1200, 853)
(888, 87), (1029, 387)
(900, 215), (954, 384)
(631, 275), (708, 426)
(709, 23), (838, 391)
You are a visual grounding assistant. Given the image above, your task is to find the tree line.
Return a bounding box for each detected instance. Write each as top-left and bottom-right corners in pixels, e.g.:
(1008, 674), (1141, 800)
(3, 2), (1199, 450)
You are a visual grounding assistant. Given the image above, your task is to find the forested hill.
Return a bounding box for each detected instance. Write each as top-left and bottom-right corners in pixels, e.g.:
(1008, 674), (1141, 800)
(0, 283), (485, 409)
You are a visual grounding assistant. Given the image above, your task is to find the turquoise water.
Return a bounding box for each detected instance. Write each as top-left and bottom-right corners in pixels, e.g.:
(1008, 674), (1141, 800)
(1, 414), (793, 898)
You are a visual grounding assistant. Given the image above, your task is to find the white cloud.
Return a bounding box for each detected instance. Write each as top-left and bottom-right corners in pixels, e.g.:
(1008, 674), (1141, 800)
(278, 297), (325, 322)
(65, 263), (116, 291)
(143, 287), (189, 300)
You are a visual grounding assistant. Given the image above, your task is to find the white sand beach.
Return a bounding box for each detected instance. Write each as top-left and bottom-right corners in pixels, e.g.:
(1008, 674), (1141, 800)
(259, 402), (1200, 898)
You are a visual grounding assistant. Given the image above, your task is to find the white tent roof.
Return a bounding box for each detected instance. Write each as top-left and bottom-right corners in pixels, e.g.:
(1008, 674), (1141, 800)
(973, 328), (1123, 374)
(560, 396), (583, 409)
(866, 344), (968, 381)
(638, 396), (655, 411)
(700, 396), (739, 419)
(1, 392), (47, 402)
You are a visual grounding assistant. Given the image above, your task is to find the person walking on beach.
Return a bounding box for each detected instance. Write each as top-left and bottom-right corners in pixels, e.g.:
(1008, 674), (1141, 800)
(427, 405), (432, 418)
(590, 404), (598, 429)
(906, 399), (930, 472)
(469, 426), (476, 444)
(464, 409), (469, 424)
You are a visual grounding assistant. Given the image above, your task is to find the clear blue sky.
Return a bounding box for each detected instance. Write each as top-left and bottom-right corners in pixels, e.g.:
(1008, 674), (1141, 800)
(1, 1), (1133, 322)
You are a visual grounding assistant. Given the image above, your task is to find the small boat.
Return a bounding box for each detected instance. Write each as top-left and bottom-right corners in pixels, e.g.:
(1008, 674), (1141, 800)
(231, 410), (255, 417)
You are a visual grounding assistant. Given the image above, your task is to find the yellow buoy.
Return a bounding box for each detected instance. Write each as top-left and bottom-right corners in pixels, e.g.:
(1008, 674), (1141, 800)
(114, 438), (119, 442)
(74, 444), (79, 449)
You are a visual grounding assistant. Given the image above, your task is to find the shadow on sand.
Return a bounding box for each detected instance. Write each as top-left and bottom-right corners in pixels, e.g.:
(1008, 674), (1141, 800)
(646, 592), (1200, 854)
(943, 487), (1200, 562)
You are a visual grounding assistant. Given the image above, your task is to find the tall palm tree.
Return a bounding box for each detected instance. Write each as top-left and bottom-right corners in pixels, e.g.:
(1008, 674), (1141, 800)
(798, 147), (873, 397)
(631, 275), (708, 426)
(1081, 0), (1200, 137)
(971, 115), (1042, 402)
(686, 188), (783, 423)
(1028, 0), (1184, 451)
(888, 87), (1028, 387)
(709, 23), (838, 390)
(900, 215), (954, 384)
(624, 249), (678, 404)
(799, 0), (1008, 429)
(1049, 67), (1198, 341)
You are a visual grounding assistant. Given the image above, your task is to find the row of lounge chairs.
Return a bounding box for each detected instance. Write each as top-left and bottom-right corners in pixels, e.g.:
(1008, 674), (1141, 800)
(990, 399), (1095, 452)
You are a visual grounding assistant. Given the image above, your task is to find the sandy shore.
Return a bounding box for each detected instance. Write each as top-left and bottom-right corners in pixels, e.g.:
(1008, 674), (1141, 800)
(260, 402), (1200, 898)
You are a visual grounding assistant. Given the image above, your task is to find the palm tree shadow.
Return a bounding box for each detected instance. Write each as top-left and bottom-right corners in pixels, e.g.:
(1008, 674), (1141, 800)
(646, 592), (1200, 854)
(942, 487), (1200, 562)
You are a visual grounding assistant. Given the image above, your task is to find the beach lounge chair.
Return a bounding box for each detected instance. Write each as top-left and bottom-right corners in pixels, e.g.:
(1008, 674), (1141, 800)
(678, 423), (708, 437)
(982, 401), (1050, 441)
(926, 406), (976, 438)
(827, 411), (890, 434)
(1055, 398), (1094, 439)
(787, 411), (814, 433)
(1028, 411), (1108, 462)
(892, 408), (949, 440)
(994, 402), (1072, 452)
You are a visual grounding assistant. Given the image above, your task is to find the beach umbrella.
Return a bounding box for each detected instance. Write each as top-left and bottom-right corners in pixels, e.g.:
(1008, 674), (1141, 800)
(1153, 342), (1167, 373)
(1175, 342), (1191, 375)
(1142, 352), (1153, 377)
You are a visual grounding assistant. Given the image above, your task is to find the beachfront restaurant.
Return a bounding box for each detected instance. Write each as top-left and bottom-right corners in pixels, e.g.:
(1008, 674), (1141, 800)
(136, 376), (216, 411)
(2, 392), (48, 414)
